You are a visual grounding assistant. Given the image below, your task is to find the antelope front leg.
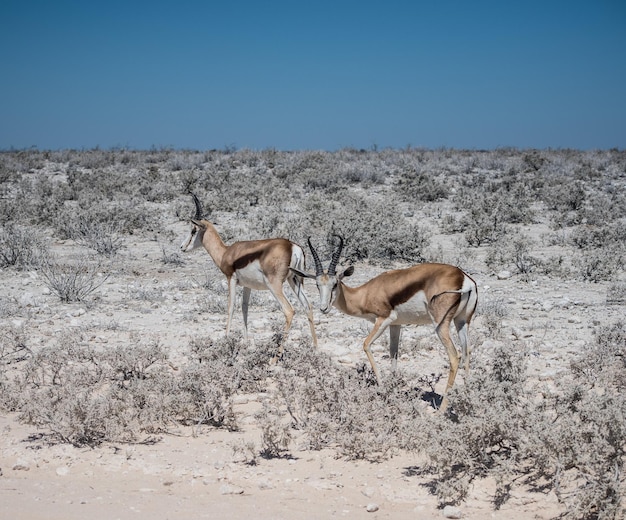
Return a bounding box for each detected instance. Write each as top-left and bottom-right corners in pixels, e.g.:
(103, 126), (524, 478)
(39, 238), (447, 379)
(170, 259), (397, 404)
(266, 280), (295, 363)
(389, 325), (401, 372)
(226, 276), (237, 338)
(241, 287), (251, 342)
(288, 276), (318, 348)
(362, 313), (396, 384)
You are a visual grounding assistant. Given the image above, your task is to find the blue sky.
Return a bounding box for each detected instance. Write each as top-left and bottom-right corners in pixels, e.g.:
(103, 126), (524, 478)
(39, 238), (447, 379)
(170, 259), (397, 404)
(1, 1), (625, 151)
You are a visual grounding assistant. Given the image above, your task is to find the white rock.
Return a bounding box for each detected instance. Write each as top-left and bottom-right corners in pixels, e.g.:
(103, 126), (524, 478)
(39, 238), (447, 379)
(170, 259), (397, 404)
(443, 505), (463, 518)
(11, 319), (24, 329)
(56, 466), (70, 476)
(19, 293), (36, 307)
(219, 483), (244, 495)
(257, 478), (274, 490)
(366, 503), (379, 513)
(497, 270), (512, 280)
(12, 460), (30, 471)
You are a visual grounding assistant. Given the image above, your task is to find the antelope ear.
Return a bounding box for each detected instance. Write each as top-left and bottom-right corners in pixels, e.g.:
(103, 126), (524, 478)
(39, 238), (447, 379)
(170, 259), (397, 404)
(290, 267), (316, 279)
(340, 265), (355, 278)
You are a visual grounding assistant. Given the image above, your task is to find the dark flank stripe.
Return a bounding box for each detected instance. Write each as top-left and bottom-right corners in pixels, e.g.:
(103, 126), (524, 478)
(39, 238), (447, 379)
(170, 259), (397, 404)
(222, 239), (292, 277)
(376, 265), (465, 309)
(388, 278), (428, 308)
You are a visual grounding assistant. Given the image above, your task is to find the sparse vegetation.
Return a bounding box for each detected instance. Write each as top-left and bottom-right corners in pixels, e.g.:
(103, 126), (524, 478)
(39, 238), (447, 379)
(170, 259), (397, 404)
(0, 147), (625, 519)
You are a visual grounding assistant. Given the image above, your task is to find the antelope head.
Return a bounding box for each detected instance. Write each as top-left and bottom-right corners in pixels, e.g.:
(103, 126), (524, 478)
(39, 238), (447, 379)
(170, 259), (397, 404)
(180, 192), (208, 252)
(292, 234), (354, 313)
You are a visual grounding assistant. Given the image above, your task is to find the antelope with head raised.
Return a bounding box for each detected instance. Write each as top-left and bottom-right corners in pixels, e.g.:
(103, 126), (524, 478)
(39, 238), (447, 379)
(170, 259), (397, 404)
(180, 193), (318, 356)
(292, 235), (478, 410)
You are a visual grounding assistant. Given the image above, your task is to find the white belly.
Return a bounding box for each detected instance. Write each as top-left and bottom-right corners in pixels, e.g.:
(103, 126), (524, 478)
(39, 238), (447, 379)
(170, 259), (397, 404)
(235, 261), (268, 290)
(392, 291), (432, 325)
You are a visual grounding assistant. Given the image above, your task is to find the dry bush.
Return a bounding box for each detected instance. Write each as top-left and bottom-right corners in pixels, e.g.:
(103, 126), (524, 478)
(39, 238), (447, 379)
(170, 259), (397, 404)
(187, 333), (272, 394)
(273, 340), (426, 461)
(172, 334), (276, 430)
(606, 281), (626, 306)
(53, 197), (152, 235)
(0, 327), (32, 411)
(0, 223), (48, 268)
(455, 179), (536, 247)
(573, 245), (624, 282)
(15, 332), (112, 446)
(393, 170), (449, 202)
(62, 219), (124, 256)
(257, 402), (293, 459)
(17, 175), (71, 226)
(422, 343), (531, 506)
(39, 253), (111, 302)
(571, 322), (626, 393)
(530, 386), (626, 520)
(479, 297), (509, 338)
(318, 191), (431, 263)
(485, 230), (541, 275)
(160, 244), (184, 265)
(2, 332), (263, 445)
(530, 321), (626, 520)
(420, 327), (626, 519)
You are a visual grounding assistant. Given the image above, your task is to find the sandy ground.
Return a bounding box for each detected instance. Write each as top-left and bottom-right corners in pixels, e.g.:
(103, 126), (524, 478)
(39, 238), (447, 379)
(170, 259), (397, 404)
(1, 217), (622, 519)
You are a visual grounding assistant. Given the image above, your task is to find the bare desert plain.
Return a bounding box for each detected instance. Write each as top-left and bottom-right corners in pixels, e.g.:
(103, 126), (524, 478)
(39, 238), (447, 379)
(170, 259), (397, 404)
(1, 148), (624, 519)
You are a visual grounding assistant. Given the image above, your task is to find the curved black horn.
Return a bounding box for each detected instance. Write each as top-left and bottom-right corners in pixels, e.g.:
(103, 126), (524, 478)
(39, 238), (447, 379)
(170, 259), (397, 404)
(328, 234), (344, 276)
(190, 192), (204, 220)
(307, 237), (324, 276)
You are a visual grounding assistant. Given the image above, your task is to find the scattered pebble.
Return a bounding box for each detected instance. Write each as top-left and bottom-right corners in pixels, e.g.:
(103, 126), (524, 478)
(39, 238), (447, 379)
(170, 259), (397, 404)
(366, 503), (379, 513)
(361, 487), (376, 498)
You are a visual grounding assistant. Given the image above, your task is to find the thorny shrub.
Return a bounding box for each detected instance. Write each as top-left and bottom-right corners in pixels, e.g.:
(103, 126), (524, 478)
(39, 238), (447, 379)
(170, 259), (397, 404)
(0, 331), (276, 446)
(0, 223), (48, 268)
(257, 401), (293, 459)
(485, 230), (541, 275)
(38, 253), (111, 302)
(60, 218), (124, 256)
(319, 192), (431, 263)
(425, 328), (626, 519)
(273, 340), (426, 461)
(422, 343), (532, 507)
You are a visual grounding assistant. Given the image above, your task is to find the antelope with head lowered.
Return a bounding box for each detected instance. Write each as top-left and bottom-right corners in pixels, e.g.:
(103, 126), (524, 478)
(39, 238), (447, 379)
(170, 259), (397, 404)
(180, 193), (318, 357)
(292, 235), (478, 410)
